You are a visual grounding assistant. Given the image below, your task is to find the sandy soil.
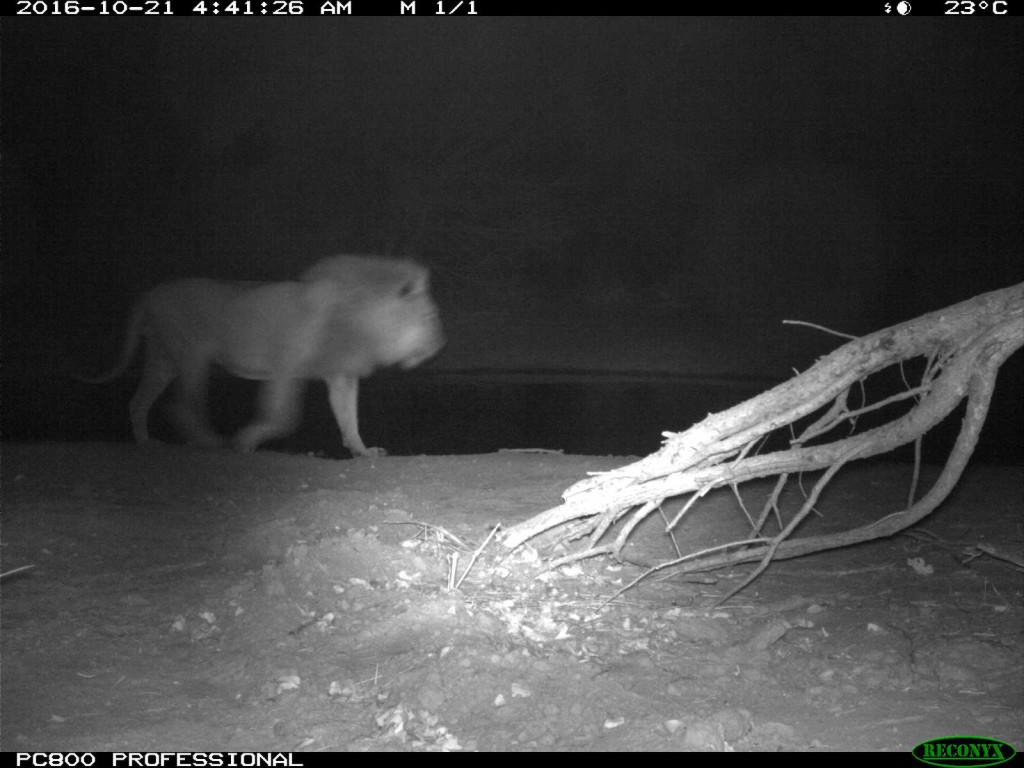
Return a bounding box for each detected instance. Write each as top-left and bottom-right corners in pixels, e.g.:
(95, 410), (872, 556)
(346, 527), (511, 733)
(1, 443), (1021, 752)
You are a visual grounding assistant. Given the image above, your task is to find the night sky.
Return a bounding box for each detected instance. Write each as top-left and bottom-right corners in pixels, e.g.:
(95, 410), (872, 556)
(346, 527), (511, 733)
(2, 19), (1022, 458)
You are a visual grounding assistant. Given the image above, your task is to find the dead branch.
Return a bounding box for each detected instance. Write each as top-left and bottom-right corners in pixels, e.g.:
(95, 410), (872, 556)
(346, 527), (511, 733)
(973, 543), (1024, 571)
(501, 282), (1023, 594)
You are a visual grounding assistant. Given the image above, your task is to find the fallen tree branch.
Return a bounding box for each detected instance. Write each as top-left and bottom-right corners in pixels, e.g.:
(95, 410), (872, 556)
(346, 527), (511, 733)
(502, 282), (1023, 598)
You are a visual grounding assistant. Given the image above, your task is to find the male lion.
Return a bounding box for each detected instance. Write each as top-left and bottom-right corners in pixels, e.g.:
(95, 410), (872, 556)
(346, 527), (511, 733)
(81, 255), (444, 457)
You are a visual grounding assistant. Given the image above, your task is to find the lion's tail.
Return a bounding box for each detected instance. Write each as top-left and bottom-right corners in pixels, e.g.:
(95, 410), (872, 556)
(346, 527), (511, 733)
(74, 300), (147, 384)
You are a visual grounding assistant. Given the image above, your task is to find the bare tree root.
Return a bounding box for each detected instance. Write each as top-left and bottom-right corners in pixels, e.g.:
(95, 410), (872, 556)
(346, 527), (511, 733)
(501, 283), (1024, 599)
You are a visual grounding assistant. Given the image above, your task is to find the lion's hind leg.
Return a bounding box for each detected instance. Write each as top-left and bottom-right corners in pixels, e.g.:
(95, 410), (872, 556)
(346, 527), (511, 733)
(233, 377), (305, 453)
(128, 344), (177, 445)
(167, 355), (224, 449)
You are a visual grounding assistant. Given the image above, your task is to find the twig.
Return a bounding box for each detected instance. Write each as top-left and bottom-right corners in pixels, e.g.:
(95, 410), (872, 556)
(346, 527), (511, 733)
(453, 524), (501, 590)
(718, 453), (854, 604)
(595, 537), (773, 613)
(974, 543), (1024, 570)
(0, 565), (36, 580)
(782, 319), (857, 340)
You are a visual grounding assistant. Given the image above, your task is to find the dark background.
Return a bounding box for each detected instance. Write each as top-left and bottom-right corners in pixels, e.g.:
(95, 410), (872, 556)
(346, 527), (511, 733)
(2, 19), (1022, 462)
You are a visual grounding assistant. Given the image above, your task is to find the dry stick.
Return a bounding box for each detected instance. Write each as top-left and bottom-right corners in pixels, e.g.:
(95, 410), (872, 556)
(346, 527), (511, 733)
(447, 552), (458, 590)
(538, 499), (667, 572)
(0, 565), (35, 580)
(792, 388), (849, 450)
(754, 472), (789, 536)
(719, 452), (855, 603)
(609, 497), (664, 558)
(730, 481), (755, 530)
(597, 537), (773, 612)
(974, 544), (1024, 570)
(453, 524), (500, 590)
(666, 485), (711, 531)
(909, 356), (931, 508)
(782, 319), (857, 340)
(907, 351), (943, 508)
(658, 504), (683, 558)
(545, 543), (617, 571)
(833, 385), (930, 424)
(909, 434), (923, 509)
(587, 498), (645, 549)
(727, 438), (760, 529)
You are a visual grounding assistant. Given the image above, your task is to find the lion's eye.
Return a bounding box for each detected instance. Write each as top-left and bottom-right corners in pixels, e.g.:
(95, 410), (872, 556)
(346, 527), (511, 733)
(398, 282), (417, 298)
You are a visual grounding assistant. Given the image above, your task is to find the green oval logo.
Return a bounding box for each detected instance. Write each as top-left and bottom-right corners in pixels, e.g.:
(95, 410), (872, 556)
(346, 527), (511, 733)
(913, 736), (1017, 767)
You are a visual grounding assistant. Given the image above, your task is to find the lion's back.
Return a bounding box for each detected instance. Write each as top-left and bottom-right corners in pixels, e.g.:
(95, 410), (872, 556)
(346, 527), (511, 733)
(141, 279), (242, 346)
(139, 279), (305, 375)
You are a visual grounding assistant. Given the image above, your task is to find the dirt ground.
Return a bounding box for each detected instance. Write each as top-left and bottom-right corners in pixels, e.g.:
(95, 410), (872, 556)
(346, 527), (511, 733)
(1, 442), (1021, 752)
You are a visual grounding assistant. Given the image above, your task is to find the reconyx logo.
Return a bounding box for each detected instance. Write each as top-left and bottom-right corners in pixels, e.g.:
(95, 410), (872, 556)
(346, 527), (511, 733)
(913, 736), (1016, 767)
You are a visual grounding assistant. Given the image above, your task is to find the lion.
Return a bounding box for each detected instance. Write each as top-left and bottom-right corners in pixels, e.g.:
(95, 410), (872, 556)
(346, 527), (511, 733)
(80, 255), (444, 457)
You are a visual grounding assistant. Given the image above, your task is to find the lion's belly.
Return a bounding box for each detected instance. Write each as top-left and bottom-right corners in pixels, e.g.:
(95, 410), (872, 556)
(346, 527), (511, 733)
(219, 359), (278, 380)
(216, 342), (293, 381)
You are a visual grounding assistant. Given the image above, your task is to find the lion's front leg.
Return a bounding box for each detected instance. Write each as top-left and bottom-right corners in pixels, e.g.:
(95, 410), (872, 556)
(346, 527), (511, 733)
(327, 376), (386, 458)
